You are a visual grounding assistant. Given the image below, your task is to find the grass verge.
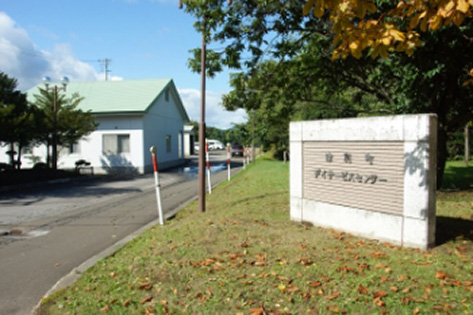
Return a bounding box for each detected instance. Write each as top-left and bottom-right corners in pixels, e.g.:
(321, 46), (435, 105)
(441, 161), (473, 191)
(41, 158), (473, 314)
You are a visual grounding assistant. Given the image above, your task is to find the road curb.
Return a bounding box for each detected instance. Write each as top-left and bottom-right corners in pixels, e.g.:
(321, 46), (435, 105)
(31, 167), (241, 314)
(31, 197), (193, 314)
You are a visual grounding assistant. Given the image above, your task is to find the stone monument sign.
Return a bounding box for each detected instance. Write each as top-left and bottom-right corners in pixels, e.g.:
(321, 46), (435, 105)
(290, 114), (437, 249)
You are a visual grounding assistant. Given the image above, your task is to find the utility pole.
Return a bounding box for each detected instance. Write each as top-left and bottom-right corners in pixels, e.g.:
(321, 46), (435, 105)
(179, 0), (232, 213)
(98, 58), (112, 81)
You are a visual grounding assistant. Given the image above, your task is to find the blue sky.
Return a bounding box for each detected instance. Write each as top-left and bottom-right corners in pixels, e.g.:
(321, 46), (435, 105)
(0, 0), (247, 129)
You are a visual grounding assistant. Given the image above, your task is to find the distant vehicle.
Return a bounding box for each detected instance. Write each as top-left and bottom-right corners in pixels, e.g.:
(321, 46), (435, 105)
(207, 140), (224, 150)
(231, 144), (244, 157)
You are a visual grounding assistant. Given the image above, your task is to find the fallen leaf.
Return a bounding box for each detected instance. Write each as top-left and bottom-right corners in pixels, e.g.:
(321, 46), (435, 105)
(375, 263), (388, 268)
(249, 307), (264, 315)
(327, 291), (340, 300)
(401, 297), (410, 305)
(390, 286), (399, 292)
(373, 297), (386, 307)
(240, 241), (250, 248)
(100, 305), (110, 313)
(309, 281), (322, 288)
(373, 291), (387, 299)
(357, 284), (369, 295)
(326, 304), (347, 313)
(140, 296), (153, 304)
(138, 282), (153, 290)
(435, 270), (449, 279)
(122, 298), (131, 307)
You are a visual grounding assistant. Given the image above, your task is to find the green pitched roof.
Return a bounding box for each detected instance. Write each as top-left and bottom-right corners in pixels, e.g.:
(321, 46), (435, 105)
(27, 79), (187, 118)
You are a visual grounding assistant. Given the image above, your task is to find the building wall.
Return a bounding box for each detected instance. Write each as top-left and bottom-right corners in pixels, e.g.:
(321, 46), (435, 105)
(0, 83), (187, 174)
(2, 116), (145, 174)
(66, 115), (144, 174)
(142, 87), (185, 172)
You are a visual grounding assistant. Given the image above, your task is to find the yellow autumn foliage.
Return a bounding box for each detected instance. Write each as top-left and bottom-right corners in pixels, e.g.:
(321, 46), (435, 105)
(303, 0), (472, 59)
(303, 0), (472, 78)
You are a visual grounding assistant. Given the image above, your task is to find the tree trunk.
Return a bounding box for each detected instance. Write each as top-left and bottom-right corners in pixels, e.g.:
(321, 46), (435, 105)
(466, 124), (470, 166)
(46, 140), (51, 168)
(16, 143), (22, 170)
(436, 127), (448, 190)
(8, 142), (15, 166)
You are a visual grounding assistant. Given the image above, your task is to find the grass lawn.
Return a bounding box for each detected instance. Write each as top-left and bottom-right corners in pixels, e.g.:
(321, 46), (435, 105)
(441, 161), (473, 191)
(40, 157), (473, 314)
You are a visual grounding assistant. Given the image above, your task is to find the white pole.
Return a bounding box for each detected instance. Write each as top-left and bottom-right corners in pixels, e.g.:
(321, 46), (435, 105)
(243, 148), (246, 169)
(227, 143), (231, 181)
(150, 146), (164, 225)
(206, 140), (212, 194)
(246, 147), (250, 165)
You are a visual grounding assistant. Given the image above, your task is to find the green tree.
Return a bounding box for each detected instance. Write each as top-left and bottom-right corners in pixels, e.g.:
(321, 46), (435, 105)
(0, 72), (35, 169)
(183, 0), (473, 188)
(32, 88), (97, 168)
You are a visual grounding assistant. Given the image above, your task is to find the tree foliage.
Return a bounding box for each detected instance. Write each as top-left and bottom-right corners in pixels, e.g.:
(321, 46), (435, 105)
(32, 88), (97, 167)
(183, 0), (473, 187)
(303, 0), (473, 68)
(0, 72), (35, 168)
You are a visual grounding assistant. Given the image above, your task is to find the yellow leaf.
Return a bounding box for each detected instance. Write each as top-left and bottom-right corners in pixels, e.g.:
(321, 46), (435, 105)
(410, 14), (421, 29)
(420, 17), (428, 32)
(365, 1), (377, 13)
(381, 36), (392, 45)
(388, 29), (406, 41)
(453, 12), (465, 26)
(445, 0), (456, 12)
(339, 1), (350, 13)
(379, 45), (388, 59)
(303, 0), (316, 16)
(463, 78), (473, 86)
(429, 14), (442, 30)
(314, 1), (325, 18)
(349, 40), (359, 51)
(457, 0), (470, 13)
(469, 0), (473, 6)
(351, 48), (363, 59)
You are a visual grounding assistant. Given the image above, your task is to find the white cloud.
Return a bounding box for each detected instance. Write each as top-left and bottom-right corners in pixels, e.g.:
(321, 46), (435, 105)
(96, 72), (124, 81)
(0, 12), (101, 91)
(179, 88), (247, 130)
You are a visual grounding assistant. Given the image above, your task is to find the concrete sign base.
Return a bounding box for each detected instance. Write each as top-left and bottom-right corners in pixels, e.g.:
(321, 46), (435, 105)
(290, 114), (437, 249)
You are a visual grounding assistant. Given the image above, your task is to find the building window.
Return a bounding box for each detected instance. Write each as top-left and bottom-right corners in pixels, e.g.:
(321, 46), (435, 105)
(166, 135), (171, 153)
(69, 142), (80, 154)
(103, 134), (130, 154)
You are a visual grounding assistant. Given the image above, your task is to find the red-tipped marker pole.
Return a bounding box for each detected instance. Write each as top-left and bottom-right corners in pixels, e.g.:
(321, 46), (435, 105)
(227, 143), (231, 181)
(206, 140), (212, 194)
(150, 146), (164, 225)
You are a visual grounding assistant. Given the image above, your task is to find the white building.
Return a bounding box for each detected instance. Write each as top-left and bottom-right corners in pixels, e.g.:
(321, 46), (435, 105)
(1, 79), (190, 174)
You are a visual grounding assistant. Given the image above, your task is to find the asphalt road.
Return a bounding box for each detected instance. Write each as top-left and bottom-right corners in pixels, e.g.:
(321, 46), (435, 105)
(0, 151), (242, 315)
